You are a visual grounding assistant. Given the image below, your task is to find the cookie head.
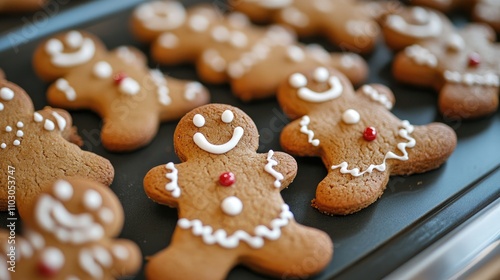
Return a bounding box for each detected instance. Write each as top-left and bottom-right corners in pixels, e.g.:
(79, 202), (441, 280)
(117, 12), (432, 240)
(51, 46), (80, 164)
(33, 31), (105, 81)
(26, 178), (123, 244)
(174, 104), (258, 161)
(277, 67), (354, 118)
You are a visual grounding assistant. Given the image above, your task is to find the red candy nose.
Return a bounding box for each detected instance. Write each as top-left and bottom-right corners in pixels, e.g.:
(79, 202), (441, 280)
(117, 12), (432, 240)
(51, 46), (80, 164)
(219, 172), (235, 186)
(363, 127), (377, 141)
(468, 52), (481, 67)
(113, 72), (128, 84)
(37, 262), (58, 277)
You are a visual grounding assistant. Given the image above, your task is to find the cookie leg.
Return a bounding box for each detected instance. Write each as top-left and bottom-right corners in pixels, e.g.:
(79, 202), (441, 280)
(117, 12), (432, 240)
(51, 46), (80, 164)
(242, 223), (333, 278)
(313, 171), (390, 215)
(391, 122), (457, 175)
(145, 233), (238, 280)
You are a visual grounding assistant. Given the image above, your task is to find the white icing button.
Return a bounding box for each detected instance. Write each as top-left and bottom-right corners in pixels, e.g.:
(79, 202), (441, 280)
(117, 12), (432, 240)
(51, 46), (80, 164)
(44, 120), (55, 131)
(342, 109), (360, 124)
(119, 77), (140, 95)
(5, 126), (12, 132)
(193, 114), (205, 128)
(313, 67), (329, 83)
(54, 180), (73, 201)
(0, 87), (14, 101)
(0, 143), (6, 149)
(221, 196), (243, 216)
(221, 110), (234, 123)
(84, 189), (102, 210)
(13, 140), (20, 146)
(16, 121), (23, 128)
(66, 31), (83, 48)
(289, 73), (307, 88)
(16, 130), (23, 137)
(93, 61), (113, 79)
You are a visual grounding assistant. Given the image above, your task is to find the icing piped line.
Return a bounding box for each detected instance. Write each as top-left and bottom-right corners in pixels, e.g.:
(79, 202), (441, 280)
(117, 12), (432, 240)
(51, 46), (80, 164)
(49, 37), (96, 68)
(193, 126), (244, 154)
(297, 76), (343, 103)
(331, 120), (416, 176)
(56, 78), (77, 101)
(134, 1), (186, 31)
(149, 70), (171, 106)
(165, 162), (181, 198)
(386, 11), (442, 38)
(405, 45), (437, 68)
(443, 71), (499, 87)
(51, 111), (67, 131)
(265, 150), (284, 188)
(299, 116), (320, 146)
(361, 85), (393, 110)
(177, 204), (294, 249)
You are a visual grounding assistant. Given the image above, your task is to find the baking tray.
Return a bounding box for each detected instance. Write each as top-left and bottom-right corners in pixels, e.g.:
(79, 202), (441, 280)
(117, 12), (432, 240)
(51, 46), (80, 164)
(0, 0), (499, 279)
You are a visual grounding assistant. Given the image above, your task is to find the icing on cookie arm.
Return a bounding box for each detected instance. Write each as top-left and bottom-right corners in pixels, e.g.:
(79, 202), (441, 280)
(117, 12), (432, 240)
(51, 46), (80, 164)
(263, 150), (297, 190)
(356, 84), (395, 110)
(280, 117), (322, 157)
(143, 163), (183, 207)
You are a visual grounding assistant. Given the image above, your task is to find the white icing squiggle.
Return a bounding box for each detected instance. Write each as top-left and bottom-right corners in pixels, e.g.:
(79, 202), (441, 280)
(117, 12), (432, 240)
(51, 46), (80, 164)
(362, 85), (393, 109)
(299, 116), (320, 146)
(386, 9), (442, 38)
(265, 150), (284, 188)
(56, 78), (77, 101)
(165, 162), (181, 198)
(405, 45), (437, 68)
(149, 70), (171, 106)
(297, 76), (343, 103)
(331, 120), (416, 176)
(184, 82), (203, 101)
(177, 204), (294, 249)
(51, 111), (67, 131)
(443, 71), (499, 87)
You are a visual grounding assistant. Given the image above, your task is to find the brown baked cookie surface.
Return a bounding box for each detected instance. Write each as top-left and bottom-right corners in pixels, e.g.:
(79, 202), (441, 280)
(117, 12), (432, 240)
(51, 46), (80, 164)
(0, 178), (142, 280)
(230, 0), (395, 54)
(0, 80), (114, 217)
(0, 0), (46, 13)
(381, 6), (500, 119)
(143, 104), (333, 279)
(130, 1), (368, 101)
(33, 30), (210, 152)
(277, 67), (457, 215)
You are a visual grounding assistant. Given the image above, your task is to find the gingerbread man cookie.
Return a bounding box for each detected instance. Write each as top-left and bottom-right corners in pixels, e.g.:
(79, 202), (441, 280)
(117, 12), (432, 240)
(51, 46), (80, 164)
(381, 6), (500, 119)
(131, 1), (368, 101)
(231, 0), (394, 54)
(0, 80), (114, 217)
(33, 30), (210, 152)
(277, 67), (457, 215)
(0, 178), (142, 280)
(411, 0), (500, 33)
(143, 104), (333, 279)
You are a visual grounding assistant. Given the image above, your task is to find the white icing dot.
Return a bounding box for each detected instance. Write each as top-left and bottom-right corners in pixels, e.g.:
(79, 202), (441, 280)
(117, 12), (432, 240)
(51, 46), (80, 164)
(112, 245), (129, 260)
(93, 61), (113, 79)
(12, 140), (20, 146)
(0, 143), (5, 149)
(189, 14), (210, 32)
(84, 189), (102, 210)
(54, 180), (73, 201)
(16, 121), (23, 128)
(0, 103), (3, 111)
(119, 77), (140, 95)
(221, 110), (234, 123)
(221, 196), (243, 216)
(313, 67), (329, 83)
(5, 126), (12, 132)
(99, 208), (114, 224)
(342, 109), (360, 124)
(0, 87), (14, 101)
(16, 130), (23, 137)
(45, 38), (63, 55)
(44, 120), (55, 131)
(66, 31), (83, 49)
(227, 62), (245, 79)
(34, 112), (43, 122)
(340, 55), (355, 68)
(40, 247), (64, 271)
(289, 73), (307, 88)
(193, 114), (205, 128)
(211, 26), (230, 42)
(446, 33), (464, 51)
(287, 46), (305, 62)
(159, 32), (179, 49)
(230, 31), (248, 48)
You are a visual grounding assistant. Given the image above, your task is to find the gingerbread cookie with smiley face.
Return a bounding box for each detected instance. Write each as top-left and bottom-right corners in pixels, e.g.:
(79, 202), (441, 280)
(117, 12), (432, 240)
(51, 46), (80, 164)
(0, 178), (142, 280)
(231, 0), (395, 54)
(143, 104), (333, 279)
(130, 1), (368, 101)
(0, 80), (114, 217)
(381, 6), (500, 119)
(277, 67), (457, 215)
(33, 30), (210, 152)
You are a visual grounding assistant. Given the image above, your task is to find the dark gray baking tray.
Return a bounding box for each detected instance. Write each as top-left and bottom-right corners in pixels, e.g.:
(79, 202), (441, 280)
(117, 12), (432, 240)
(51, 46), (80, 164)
(0, 0), (499, 279)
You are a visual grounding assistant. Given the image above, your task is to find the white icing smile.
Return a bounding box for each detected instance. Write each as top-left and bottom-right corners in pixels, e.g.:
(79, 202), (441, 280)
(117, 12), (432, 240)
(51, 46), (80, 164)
(45, 31), (96, 67)
(289, 67), (343, 103)
(134, 1), (186, 31)
(192, 110), (244, 154)
(386, 8), (443, 38)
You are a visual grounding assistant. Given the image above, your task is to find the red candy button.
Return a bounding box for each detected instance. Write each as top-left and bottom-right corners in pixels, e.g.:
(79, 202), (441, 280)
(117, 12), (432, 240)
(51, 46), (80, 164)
(37, 262), (58, 277)
(363, 127), (377, 141)
(113, 72), (127, 84)
(219, 172), (235, 186)
(468, 52), (481, 67)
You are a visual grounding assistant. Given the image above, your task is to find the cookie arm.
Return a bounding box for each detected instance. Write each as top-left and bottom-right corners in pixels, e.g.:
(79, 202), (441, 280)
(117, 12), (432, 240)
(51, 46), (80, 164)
(264, 150), (298, 190)
(355, 84), (395, 110)
(107, 239), (142, 278)
(143, 163), (182, 208)
(329, 53), (368, 86)
(280, 118), (321, 158)
(35, 107), (83, 146)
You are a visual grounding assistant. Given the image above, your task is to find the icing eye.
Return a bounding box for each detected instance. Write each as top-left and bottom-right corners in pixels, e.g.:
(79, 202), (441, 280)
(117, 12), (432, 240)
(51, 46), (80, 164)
(313, 67), (329, 83)
(53, 180), (73, 201)
(193, 114), (205, 127)
(83, 189), (102, 210)
(93, 61), (113, 79)
(66, 31), (83, 48)
(289, 73), (307, 88)
(45, 39), (64, 55)
(221, 110), (234, 123)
